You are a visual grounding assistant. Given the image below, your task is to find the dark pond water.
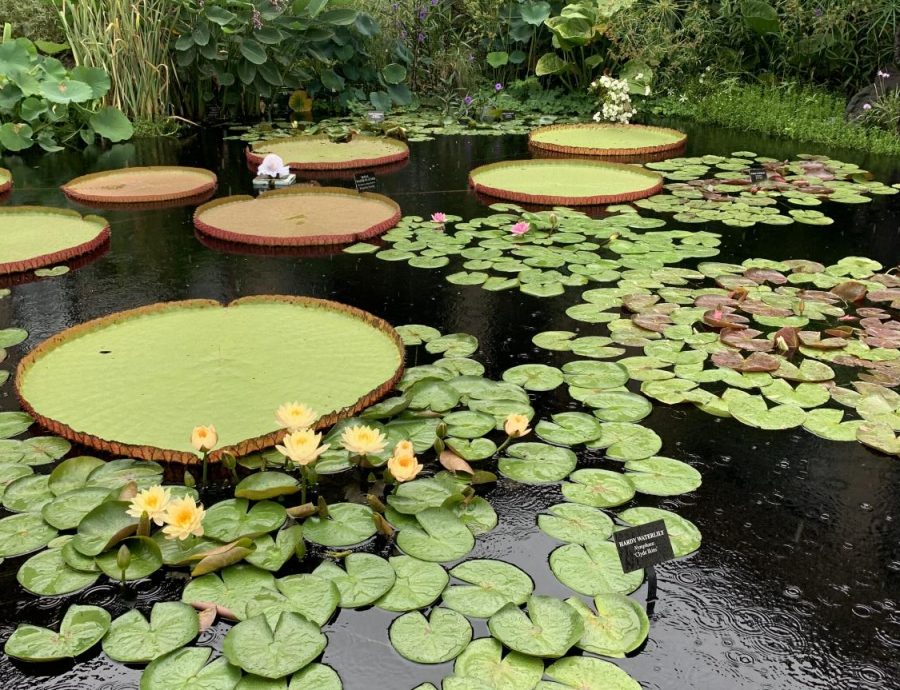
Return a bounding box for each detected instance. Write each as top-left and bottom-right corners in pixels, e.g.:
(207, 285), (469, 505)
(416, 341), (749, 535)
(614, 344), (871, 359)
(0, 120), (899, 690)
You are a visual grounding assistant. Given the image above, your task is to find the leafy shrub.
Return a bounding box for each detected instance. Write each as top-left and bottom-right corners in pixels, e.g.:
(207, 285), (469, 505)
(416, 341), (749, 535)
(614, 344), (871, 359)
(0, 0), (65, 44)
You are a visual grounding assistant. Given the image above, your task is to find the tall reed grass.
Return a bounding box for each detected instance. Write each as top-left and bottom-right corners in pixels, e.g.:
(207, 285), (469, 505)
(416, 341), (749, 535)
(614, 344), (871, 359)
(59, 0), (180, 128)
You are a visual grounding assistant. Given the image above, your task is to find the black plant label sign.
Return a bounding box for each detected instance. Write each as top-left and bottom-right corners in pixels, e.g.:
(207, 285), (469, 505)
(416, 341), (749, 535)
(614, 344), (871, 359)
(354, 172), (377, 193)
(613, 519), (675, 574)
(748, 166), (767, 183)
(501, 111), (516, 120)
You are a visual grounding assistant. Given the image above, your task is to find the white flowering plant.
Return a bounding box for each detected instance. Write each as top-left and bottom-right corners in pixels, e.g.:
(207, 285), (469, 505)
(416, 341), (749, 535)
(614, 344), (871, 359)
(588, 61), (653, 125)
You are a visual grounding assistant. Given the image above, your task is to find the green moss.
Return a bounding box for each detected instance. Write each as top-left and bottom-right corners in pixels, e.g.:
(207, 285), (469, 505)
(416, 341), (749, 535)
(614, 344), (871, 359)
(0, 0), (65, 43)
(646, 80), (900, 155)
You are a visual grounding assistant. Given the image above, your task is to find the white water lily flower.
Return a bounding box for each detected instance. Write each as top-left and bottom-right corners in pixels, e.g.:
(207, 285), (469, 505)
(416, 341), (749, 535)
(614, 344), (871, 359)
(257, 153), (290, 178)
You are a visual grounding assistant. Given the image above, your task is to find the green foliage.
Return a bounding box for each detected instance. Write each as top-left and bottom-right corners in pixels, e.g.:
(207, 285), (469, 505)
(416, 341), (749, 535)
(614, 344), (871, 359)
(647, 78), (900, 155)
(0, 32), (133, 153)
(0, 0), (65, 44)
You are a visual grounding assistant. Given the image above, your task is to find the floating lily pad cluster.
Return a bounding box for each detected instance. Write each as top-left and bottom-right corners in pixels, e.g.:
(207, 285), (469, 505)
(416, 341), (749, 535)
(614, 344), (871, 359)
(1, 321), (703, 690)
(640, 152), (897, 227)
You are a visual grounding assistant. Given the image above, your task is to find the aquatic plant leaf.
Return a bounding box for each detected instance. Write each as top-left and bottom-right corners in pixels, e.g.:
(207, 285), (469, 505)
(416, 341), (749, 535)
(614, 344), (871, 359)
(567, 594), (649, 658)
(532, 331), (576, 351)
(538, 503), (615, 545)
(723, 389), (806, 430)
(542, 656), (641, 689)
(16, 547), (98, 596)
(499, 443), (577, 484)
(408, 380), (462, 412)
(426, 333), (479, 357)
(96, 535), (163, 581)
(0, 412), (33, 439)
(71, 500), (137, 556)
(48, 456), (105, 495)
(235, 472), (301, 500)
(3, 473), (53, 512)
(395, 324), (442, 345)
(390, 607), (472, 663)
(802, 408), (865, 442)
(536, 412), (602, 446)
(140, 647), (241, 690)
(376, 555), (449, 612)
(312, 553), (396, 608)
(396, 507), (475, 562)
(487, 595), (583, 658)
(224, 612), (326, 679)
(588, 423), (662, 461)
(288, 664), (342, 690)
(103, 602), (199, 663)
(5, 604), (110, 662)
(588, 392), (653, 422)
(182, 563), (278, 620)
(561, 361), (629, 389)
(42, 487), (116, 530)
(561, 469), (635, 508)
(203, 499), (286, 542)
(246, 573), (340, 627)
(245, 525), (304, 571)
(446, 437), (498, 460)
(442, 559), (533, 618)
(549, 542), (643, 596)
(624, 456), (702, 496)
(618, 506), (701, 557)
(0, 464), (33, 501)
(503, 364), (564, 391)
(449, 637), (543, 690)
(303, 502), (376, 546)
(86, 458), (164, 490)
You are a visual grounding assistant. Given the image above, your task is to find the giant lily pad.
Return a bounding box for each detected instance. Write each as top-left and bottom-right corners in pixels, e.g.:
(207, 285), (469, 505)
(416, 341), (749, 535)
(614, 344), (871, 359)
(487, 595), (583, 658)
(103, 602), (199, 663)
(442, 559), (533, 618)
(5, 604), (110, 662)
(389, 607), (472, 663)
(16, 297), (405, 462)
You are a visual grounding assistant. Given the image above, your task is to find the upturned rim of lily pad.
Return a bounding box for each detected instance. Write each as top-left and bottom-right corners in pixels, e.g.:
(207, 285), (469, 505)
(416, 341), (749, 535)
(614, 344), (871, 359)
(528, 123), (687, 158)
(193, 187), (402, 247)
(468, 159), (665, 206)
(61, 166), (218, 206)
(15, 296), (406, 465)
(246, 134), (410, 171)
(0, 207), (110, 276)
(0, 167), (11, 195)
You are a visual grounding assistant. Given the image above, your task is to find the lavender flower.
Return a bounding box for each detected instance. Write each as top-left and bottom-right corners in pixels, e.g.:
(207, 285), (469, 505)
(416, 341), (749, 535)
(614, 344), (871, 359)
(863, 103), (872, 110)
(257, 154), (290, 178)
(417, 32), (426, 43)
(463, 95), (473, 105)
(494, 83), (503, 92)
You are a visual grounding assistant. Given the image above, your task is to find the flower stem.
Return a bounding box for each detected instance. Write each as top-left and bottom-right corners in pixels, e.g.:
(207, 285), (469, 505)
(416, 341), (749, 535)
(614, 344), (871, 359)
(300, 468), (307, 505)
(201, 451), (209, 487)
(496, 435), (514, 454)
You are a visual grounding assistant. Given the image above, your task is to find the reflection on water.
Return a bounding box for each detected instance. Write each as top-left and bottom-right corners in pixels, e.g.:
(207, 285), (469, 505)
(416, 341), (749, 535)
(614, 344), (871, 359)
(0, 122), (898, 689)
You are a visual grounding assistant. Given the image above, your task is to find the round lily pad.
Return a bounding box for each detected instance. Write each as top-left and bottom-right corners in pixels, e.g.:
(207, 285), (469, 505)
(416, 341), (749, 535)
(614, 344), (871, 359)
(204, 498), (286, 541)
(96, 535), (163, 581)
(549, 542), (644, 596)
(195, 187), (401, 247)
(536, 412), (603, 446)
(498, 443), (577, 484)
(224, 611), (327, 679)
(442, 559), (534, 618)
(0, 512), (57, 557)
(502, 364), (564, 391)
(0, 207), (110, 275)
(62, 166), (217, 205)
(538, 503), (615, 545)
(247, 134), (409, 171)
(289, 664), (343, 690)
(182, 564), (278, 620)
(303, 502), (377, 547)
(48, 455), (105, 495)
(312, 553), (396, 608)
(588, 392), (653, 423)
(17, 297), (405, 463)
(42, 487), (113, 529)
(529, 123), (686, 157)
(235, 472), (301, 501)
(389, 607), (472, 664)
(102, 602), (199, 663)
(16, 547), (99, 596)
(450, 637), (544, 690)
(376, 555), (450, 612)
(469, 160), (663, 206)
(396, 507), (475, 562)
(140, 647), (242, 690)
(5, 604), (110, 662)
(618, 506), (701, 557)
(567, 594), (649, 657)
(562, 469), (635, 508)
(624, 456), (702, 496)
(487, 595), (584, 658)
(589, 422), (662, 461)
(543, 656), (641, 690)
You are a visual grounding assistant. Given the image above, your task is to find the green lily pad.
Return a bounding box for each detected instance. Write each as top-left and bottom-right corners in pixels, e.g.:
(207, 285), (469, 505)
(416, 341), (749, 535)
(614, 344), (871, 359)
(444, 411), (497, 439)
(589, 422), (663, 461)
(426, 333), (479, 357)
(487, 595), (583, 658)
(395, 324), (442, 345)
(41, 487), (112, 530)
(0, 411), (33, 438)
(86, 458), (164, 490)
(247, 573), (340, 627)
(71, 500), (138, 557)
(390, 607), (472, 663)
(532, 331), (576, 351)
(618, 506), (701, 557)
(538, 503), (615, 545)
(396, 507), (475, 562)
(140, 647), (241, 690)
(103, 602), (199, 663)
(303, 502), (377, 546)
(587, 392), (653, 422)
(562, 469), (635, 508)
(499, 443), (577, 484)
(542, 656), (641, 690)
(408, 380), (462, 412)
(536, 412), (602, 446)
(224, 612), (326, 679)
(96, 535), (163, 581)
(388, 478), (457, 515)
(802, 408), (865, 442)
(562, 361), (629, 389)
(549, 542), (643, 596)
(182, 564), (278, 620)
(449, 637), (543, 690)
(0, 464), (33, 500)
(723, 389), (806, 430)
(624, 456), (702, 496)
(446, 437), (498, 461)
(0, 328), (27, 348)
(567, 594), (649, 658)
(502, 364), (564, 391)
(376, 555), (449, 612)
(5, 604), (110, 662)
(3, 473), (53, 512)
(245, 525), (304, 571)
(312, 553), (396, 608)
(287, 664), (342, 689)
(204, 499), (286, 541)
(235, 472), (301, 500)
(16, 547), (99, 596)
(442, 559), (533, 618)
(48, 456), (105, 495)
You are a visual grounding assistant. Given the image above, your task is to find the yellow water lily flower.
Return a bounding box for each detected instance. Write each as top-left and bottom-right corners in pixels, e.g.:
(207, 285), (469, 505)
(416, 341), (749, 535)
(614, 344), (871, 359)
(126, 485), (171, 526)
(162, 495), (206, 541)
(388, 452), (423, 483)
(276, 428), (330, 467)
(504, 413), (531, 438)
(340, 425), (387, 455)
(191, 425), (218, 452)
(275, 402), (318, 431)
(392, 439), (415, 460)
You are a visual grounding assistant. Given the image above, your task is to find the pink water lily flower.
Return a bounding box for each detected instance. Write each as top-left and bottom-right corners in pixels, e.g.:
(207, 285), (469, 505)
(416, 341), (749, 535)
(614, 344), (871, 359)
(510, 221), (530, 235)
(431, 212), (447, 223)
(257, 153), (290, 178)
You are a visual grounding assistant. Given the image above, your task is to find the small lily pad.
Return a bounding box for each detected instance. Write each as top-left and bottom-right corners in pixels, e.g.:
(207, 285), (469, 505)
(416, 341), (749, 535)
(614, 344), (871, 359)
(549, 542), (643, 596)
(487, 595), (583, 658)
(140, 647), (241, 690)
(442, 559), (533, 618)
(562, 469), (635, 508)
(538, 503), (615, 545)
(303, 502), (377, 547)
(103, 602), (199, 663)
(499, 443), (577, 484)
(312, 553), (396, 608)
(389, 607), (472, 663)
(5, 604), (110, 662)
(376, 555), (449, 612)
